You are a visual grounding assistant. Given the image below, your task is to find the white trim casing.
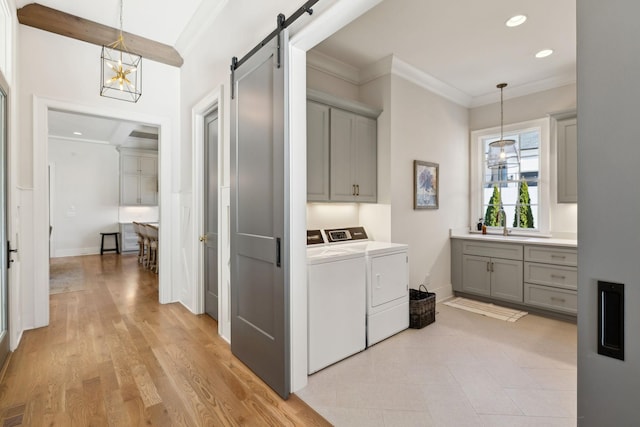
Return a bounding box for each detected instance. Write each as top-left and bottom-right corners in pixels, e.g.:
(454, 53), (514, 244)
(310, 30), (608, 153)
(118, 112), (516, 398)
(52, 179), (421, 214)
(470, 117), (551, 236)
(191, 86), (229, 340)
(33, 96), (176, 329)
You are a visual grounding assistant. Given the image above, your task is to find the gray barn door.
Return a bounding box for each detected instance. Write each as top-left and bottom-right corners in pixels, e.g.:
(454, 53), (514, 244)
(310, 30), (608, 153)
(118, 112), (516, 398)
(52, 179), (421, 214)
(203, 109), (219, 320)
(230, 30), (290, 398)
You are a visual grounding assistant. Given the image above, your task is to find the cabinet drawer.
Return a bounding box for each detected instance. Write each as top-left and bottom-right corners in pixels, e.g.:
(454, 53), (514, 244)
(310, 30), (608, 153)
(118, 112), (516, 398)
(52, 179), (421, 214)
(524, 283), (577, 314)
(524, 245), (577, 266)
(462, 241), (523, 261)
(524, 262), (577, 290)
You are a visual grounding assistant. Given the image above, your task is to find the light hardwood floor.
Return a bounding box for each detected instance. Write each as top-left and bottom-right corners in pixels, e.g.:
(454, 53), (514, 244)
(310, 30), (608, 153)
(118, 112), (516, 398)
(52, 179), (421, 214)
(0, 254), (329, 426)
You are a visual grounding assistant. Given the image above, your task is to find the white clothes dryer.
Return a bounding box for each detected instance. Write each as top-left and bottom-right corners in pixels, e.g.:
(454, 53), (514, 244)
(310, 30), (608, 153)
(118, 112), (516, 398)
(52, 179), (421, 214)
(324, 227), (409, 347)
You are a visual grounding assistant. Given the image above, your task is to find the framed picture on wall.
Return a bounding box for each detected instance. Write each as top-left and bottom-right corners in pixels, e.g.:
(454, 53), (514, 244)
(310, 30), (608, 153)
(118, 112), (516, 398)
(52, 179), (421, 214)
(414, 160), (439, 209)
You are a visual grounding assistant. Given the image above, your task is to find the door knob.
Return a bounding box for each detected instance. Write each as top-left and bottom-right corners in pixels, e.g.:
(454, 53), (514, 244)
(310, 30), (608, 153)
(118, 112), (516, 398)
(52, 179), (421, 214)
(199, 235), (207, 243)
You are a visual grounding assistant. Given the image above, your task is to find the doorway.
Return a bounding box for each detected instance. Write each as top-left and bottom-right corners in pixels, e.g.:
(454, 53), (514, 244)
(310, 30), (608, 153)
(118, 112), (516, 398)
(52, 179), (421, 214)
(32, 97), (174, 329)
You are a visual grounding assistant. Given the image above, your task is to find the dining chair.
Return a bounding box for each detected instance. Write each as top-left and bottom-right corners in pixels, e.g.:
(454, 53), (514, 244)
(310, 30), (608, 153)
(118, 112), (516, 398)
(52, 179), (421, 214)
(132, 222), (146, 265)
(145, 224), (159, 273)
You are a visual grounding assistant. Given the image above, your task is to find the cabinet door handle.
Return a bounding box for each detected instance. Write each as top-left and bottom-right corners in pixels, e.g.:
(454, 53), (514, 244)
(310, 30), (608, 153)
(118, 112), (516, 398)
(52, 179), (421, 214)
(551, 254), (567, 259)
(550, 296), (566, 303)
(356, 184), (360, 196)
(352, 184), (356, 196)
(551, 274), (566, 280)
(486, 262), (491, 272)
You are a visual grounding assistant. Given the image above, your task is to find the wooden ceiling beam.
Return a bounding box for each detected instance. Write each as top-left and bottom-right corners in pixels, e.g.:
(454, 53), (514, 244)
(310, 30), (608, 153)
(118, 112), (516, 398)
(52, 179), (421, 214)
(17, 3), (184, 67)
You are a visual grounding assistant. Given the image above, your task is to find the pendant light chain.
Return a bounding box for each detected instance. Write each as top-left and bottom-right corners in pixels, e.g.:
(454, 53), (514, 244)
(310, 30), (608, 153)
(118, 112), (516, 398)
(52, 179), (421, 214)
(500, 85), (504, 140)
(120, 0), (124, 35)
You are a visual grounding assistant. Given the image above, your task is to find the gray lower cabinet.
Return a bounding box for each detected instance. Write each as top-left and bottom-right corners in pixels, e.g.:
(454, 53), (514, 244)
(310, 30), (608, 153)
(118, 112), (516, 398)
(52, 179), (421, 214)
(451, 238), (577, 316)
(523, 245), (577, 314)
(462, 253), (523, 303)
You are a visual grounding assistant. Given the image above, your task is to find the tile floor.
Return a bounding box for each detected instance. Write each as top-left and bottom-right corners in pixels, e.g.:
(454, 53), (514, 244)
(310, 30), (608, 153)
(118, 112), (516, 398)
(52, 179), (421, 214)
(297, 302), (577, 426)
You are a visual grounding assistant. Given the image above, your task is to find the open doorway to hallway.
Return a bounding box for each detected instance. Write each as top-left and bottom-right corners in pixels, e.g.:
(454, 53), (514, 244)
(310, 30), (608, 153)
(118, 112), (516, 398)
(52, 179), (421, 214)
(46, 109), (161, 295)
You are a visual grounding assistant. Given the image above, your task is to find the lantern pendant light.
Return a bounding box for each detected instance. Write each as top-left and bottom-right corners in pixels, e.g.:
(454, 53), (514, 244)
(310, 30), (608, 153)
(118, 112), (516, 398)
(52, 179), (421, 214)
(100, 0), (142, 102)
(487, 83), (517, 167)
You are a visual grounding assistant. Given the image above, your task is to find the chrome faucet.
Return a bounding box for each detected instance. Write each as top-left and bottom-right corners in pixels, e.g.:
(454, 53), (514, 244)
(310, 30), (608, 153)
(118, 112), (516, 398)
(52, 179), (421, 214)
(497, 208), (509, 236)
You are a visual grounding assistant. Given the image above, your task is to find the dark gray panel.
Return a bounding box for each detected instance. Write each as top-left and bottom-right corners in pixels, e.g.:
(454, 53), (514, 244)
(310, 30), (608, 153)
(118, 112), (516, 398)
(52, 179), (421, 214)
(236, 58), (274, 238)
(204, 110), (219, 320)
(236, 254), (275, 337)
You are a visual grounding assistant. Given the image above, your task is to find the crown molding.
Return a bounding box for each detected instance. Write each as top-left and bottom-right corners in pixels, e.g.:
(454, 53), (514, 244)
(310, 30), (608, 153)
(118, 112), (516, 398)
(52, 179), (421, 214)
(390, 56), (472, 107)
(308, 51), (575, 109)
(306, 49), (360, 85)
(469, 73), (577, 108)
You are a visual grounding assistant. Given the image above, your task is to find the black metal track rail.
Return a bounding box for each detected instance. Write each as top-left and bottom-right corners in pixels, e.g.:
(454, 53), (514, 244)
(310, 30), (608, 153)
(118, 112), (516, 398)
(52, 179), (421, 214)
(230, 0), (319, 97)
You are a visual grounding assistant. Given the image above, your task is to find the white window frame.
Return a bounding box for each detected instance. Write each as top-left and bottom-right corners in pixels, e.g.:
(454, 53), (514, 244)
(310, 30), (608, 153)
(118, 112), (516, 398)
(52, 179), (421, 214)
(470, 117), (551, 236)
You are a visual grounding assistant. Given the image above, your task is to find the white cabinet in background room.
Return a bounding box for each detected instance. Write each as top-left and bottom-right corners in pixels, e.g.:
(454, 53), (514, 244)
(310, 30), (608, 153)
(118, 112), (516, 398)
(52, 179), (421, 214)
(306, 89), (381, 203)
(120, 223), (139, 252)
(120, 149), (158, 206)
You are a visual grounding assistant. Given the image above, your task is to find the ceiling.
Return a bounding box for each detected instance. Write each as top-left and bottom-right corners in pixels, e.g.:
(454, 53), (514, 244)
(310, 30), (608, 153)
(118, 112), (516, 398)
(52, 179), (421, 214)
(32, 0), (575, 139)
(48, 110), (158, 150)
(15, 0), (205, 47)
(312, 0), (576, 106)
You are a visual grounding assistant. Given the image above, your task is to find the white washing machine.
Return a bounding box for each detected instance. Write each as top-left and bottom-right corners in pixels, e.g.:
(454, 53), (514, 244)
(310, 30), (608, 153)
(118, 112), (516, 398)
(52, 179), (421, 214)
(324, 227), (410, 347)
(306, 230), (366, 374)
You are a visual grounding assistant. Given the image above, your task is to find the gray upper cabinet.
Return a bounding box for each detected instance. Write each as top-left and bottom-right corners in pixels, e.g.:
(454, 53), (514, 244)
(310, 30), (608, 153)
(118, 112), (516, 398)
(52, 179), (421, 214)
(120, 149), (158, 206)
(329, 108), (377, 202)
(307, 101), (330, 201)
(554, 111), (577, 203)
(306, 89), (381, 203)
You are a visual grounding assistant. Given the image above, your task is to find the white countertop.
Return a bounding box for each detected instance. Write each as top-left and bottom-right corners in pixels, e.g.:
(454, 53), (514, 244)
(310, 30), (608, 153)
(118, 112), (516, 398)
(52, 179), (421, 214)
(450, 229), (577, 248)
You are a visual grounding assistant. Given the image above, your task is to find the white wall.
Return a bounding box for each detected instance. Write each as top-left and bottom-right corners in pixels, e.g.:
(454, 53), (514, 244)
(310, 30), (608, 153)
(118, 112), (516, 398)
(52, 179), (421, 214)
(389, 74), (469, 297)
(17, 25), (180, 331)
(49, 139), (119, 257)
(470, 84), (578, 236)
(577, 1), (640, 423)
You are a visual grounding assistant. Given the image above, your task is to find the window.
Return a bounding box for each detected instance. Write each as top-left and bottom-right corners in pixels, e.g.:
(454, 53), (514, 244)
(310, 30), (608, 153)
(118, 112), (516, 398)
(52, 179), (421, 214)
(471, 118), (550, 234)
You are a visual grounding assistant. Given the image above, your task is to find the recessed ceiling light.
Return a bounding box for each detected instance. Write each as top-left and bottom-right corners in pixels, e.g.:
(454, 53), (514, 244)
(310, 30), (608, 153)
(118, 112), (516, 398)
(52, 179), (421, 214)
(506, 15), (527, 27)
(535, 49), (554, 58)
(73, 131), (82, 136)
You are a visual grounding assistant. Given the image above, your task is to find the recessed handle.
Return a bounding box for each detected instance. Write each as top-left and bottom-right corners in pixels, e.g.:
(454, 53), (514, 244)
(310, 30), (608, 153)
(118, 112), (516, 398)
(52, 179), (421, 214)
(276, 238), (281, 268)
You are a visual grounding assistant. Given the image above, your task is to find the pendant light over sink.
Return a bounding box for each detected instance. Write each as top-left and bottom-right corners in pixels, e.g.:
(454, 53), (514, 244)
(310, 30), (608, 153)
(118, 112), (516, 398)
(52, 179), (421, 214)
(100, 0), (142, 103)
(487, 83), (518, 167)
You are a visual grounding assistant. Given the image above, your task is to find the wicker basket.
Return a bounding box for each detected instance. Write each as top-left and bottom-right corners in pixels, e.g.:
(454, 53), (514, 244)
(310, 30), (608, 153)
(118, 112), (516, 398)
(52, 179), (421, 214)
(409, 285), (436, 329)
